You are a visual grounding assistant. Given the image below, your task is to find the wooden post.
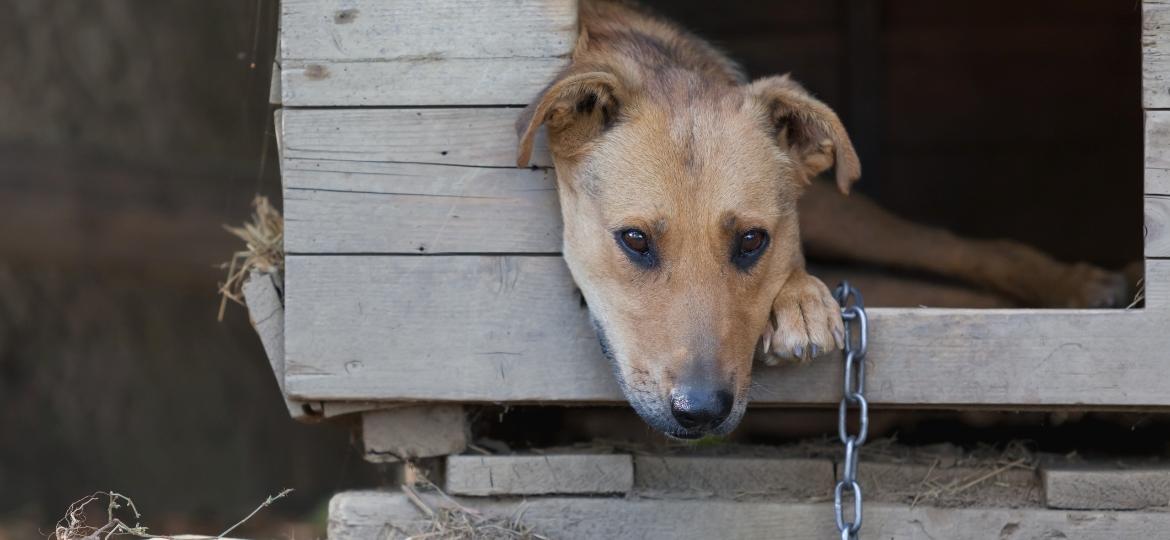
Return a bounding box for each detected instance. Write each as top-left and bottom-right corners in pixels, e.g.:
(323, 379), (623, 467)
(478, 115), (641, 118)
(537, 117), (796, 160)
(362, 405), (468, 462)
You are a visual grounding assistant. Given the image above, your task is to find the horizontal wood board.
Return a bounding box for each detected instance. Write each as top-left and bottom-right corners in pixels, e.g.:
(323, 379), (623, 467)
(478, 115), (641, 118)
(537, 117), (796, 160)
(282, 108), (1167, 255)
(330, 491), (1170, 540)
(1146, 0), (1170, 108)
(283, 256), (1170, 406)
(279, 0), (575, 106)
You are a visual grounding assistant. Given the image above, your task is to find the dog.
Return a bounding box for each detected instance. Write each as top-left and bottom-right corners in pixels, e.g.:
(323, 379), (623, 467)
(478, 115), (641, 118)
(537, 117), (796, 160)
(516, 0), (1130, 439)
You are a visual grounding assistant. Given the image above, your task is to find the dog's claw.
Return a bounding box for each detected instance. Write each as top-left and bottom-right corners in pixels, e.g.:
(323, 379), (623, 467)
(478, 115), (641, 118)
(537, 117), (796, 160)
(763, 272), (844, 366)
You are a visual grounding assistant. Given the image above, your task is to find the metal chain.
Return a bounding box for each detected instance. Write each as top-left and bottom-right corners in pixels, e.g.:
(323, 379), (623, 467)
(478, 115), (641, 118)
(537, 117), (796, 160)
(833, 282), (868, 540)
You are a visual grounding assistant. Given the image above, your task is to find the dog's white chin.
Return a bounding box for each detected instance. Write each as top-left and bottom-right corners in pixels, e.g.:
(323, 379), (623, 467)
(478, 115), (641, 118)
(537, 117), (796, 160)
(592, 314), (750, 438)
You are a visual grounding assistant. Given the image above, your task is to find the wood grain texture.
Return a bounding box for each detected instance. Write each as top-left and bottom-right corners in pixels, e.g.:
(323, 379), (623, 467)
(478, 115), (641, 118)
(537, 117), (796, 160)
(446, 454), (633, 496)
(361, 405), (468, 461)
(282, 108), (551, 168)
(283, 161), (561, 254)
(1148, 111), (1170, 194)
(633, 456), (833, 500)
(279, 0), (575, 106)
(283, 256), (1170, 406)
(1146, 0), (1170, 109)
(280, 108), (560, 253)
(1147, 195), (1170, 257)
(242, 270), (311, 420)
(329, 491), (1170, 540)
(1044, 465), (1170, 510)
(284, 107), (1159, 255)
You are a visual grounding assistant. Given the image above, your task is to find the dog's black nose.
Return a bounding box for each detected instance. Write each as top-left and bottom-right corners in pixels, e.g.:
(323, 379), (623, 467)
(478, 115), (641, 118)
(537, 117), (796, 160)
(670, 387), (733, 431)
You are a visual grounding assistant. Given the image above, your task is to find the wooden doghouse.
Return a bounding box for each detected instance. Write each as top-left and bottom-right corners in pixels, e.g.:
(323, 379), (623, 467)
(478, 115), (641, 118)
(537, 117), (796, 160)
(255, 1), (1170, 537)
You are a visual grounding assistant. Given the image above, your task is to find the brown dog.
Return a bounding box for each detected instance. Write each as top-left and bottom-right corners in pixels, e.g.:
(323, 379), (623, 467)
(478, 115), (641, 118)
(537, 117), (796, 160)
(517, 0), (1128, 438)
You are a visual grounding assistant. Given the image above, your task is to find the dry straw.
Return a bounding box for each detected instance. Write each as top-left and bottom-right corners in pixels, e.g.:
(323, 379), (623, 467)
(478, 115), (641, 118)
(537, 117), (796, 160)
(53, 489), (290, 540)
(399, 480), (547, 540)
(217, 196), (284, 321)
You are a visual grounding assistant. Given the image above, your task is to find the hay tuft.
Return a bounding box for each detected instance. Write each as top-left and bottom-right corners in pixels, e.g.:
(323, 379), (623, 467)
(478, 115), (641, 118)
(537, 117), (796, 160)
(217, 196), (284, 321)
(400, 481), (547, 540)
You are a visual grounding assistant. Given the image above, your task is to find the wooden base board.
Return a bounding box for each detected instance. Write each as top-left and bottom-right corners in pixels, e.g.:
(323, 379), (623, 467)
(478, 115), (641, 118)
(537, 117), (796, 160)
(1043, 464), (1170, 511)
(329, 491), (1170, 540)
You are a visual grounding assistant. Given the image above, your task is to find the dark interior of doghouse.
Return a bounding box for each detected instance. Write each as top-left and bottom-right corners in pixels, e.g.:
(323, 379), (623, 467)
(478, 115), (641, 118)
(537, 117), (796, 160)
(477, 1), (1157, 456)
(634, 0), (1143, 308)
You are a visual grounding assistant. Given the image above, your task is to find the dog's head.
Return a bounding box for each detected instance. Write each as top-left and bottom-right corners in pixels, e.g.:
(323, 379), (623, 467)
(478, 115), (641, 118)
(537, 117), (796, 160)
(518, 68), (859, 438)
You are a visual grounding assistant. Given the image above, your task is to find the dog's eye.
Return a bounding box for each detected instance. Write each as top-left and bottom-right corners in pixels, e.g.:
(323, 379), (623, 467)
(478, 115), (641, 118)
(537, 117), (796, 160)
(739, 230), (766, 255)
(615, 228), (657, 269)
(621, 229), (650, 254)
(731, 229), (769, 270)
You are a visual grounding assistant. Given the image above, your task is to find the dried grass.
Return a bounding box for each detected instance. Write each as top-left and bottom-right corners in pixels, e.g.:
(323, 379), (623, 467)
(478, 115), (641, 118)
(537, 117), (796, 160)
(217, 196), (283, 321)
(52, 489), (291, 540)
(1128, 275), (1146, 309)
(54, 492), (147, 540)
(398, 481), (547, 540)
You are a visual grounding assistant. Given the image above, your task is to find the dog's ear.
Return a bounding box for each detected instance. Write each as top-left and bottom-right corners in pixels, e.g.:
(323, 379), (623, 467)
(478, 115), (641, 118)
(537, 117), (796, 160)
(516, 69), (623, 167)
(747, 75), (861, 194)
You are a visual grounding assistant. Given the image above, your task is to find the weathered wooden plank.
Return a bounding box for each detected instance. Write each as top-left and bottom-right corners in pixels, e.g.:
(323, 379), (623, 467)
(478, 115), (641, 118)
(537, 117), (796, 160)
(286, 171), (1166, 256)
(279, 0), (575, 106)
(1146, 195), (1170, 257)
(284, 108), (1162, 253)
(1043, 464), (1170, 510)
(280, 108), (562, 253)
(282, 108), (551, 168)
(284, 256), (1170, 406)
(283, 161), (560, 254)
(281, 59), (568, 106)
(446, 454), (633, 496)
(281, 0), (576, 62)
(1145, 1), (1170, 109)
(633, 456), (833, 500)
(329, 491), (1170, 540)
(362, 406), (468, 461)
(285, 256), (611, 401)
(285, 171), (1168, 257)
(273, 109), (286, 183)
(242, 270), (314, 421)
(1146, 111), (1170, 194)
(859, 457), (1039, 507)
(269, 61), (281, 105)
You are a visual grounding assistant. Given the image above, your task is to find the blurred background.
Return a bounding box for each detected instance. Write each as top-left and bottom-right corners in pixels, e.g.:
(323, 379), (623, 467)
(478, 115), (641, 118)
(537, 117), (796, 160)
(0, 0), (1144, 538)
(0, 1), (385, 538)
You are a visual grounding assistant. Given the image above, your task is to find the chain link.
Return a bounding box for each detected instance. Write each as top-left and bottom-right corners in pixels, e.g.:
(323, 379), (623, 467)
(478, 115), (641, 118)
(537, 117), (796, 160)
(833, 282), (868, 540)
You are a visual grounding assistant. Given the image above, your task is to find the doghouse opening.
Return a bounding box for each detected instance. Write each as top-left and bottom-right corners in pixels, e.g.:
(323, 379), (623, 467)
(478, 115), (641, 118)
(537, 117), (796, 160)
(641, 0), (1144, 308)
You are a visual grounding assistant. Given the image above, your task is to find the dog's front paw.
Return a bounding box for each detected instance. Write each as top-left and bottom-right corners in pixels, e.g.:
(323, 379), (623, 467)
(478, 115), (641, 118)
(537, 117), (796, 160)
(761, 272), (844, 364)
(1050, 263), (1129, 308)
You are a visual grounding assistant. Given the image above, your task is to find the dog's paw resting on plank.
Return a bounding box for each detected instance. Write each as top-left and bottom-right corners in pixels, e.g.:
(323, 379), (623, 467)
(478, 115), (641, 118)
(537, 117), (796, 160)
(761, 270), (846, 364)
(516, 0), (857, 439)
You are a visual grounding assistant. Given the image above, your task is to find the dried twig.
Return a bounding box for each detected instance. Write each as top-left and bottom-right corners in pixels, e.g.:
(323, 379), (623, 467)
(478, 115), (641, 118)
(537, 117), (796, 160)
(54, 489), (291, 540)
(215, 488), (293, 539)
(1127, 276), (1145, 309)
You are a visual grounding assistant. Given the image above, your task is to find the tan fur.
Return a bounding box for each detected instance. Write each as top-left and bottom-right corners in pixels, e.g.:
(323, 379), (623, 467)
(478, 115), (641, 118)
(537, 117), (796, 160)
(517, 0), (854, 437)
(517, 0), (1129, 438)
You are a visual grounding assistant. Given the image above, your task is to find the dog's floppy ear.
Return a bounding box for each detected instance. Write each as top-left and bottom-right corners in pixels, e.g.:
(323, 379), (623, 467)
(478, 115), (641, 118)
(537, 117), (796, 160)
(747, 75), (861, 194)
(516, 69), (623, 167)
